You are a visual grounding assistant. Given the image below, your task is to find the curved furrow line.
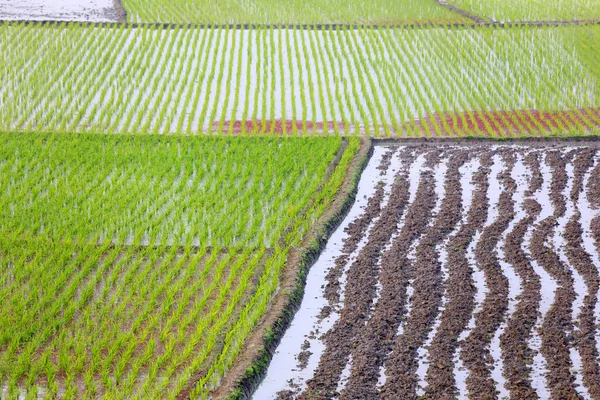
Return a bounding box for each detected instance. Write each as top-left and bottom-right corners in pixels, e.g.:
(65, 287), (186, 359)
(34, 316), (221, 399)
(338, 149), (453, 399)
(570, 149), (595, 204)
(564, 152), (600, 399)
(333, 149), (430, 395)
(413, 151), (469, 397)
(331, 148), (426, 327)
(524, 152), (556, 400)
(381, 150), (489, 400)
(453, 156), (493, 400)
(529, 151), (582, 399)
(499, 151), (541, 399)
(322, 148), (393, 311)
(586, 159), (600, 210)
(299, 149), (416, 399)
(580, 153), (600, 396)
(557, 149), (597, 399)
(490, 150), (524, 400)
(591, 216), (600, 367)
(423, 154), (484, 399)
(461, 152), (513, 399)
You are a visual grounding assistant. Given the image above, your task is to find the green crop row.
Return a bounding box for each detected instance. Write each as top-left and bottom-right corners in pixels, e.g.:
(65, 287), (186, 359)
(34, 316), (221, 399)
(0, 134), (358, 398)
(120, 0), (465, 25)
(0, 23), (598, 137)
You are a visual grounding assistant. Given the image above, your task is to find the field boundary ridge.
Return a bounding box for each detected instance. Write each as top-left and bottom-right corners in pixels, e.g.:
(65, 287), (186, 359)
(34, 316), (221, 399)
(0, 19), (599, 30)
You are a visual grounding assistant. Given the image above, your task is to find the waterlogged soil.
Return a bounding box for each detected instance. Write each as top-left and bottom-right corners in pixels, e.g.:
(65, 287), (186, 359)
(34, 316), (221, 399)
(0, 0), (123, 22)
(255, 143), (600, 400)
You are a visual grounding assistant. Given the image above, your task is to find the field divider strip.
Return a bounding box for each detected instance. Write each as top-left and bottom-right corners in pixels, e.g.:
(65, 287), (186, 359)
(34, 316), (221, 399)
(1, 20), (600, 30)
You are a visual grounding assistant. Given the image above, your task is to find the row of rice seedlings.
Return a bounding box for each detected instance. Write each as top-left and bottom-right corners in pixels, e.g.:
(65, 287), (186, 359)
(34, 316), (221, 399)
(0, 23), (598, 136)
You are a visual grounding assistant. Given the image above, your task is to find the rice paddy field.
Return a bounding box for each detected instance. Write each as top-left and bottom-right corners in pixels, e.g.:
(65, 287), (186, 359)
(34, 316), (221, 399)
(1, 23), (599, 137)
(447, 0), (600, 23)
(1, 0), (600, 399)
(121, 0), (466, 25)
(0, 133), (360, 399)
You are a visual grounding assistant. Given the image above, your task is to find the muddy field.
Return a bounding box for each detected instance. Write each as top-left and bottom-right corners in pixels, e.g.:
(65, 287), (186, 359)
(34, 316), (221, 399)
(0, 0), (123, 22)
(256, 143), (600, 399)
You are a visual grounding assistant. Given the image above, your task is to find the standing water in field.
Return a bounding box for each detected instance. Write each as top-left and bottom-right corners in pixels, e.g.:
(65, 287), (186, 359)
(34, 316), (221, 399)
(0, 0), (124, 22)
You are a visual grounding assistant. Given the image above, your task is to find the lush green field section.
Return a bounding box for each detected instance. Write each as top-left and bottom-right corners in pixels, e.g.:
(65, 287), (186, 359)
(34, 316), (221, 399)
(0, 23), (598, 137)
(0, 133), (339, 246)
(121, 0), (466, 25)
(448, 0), (600, 22)
(0, 133), (357, 399)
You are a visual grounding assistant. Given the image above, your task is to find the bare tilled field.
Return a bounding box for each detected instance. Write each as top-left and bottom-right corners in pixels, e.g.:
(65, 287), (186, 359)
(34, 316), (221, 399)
(256, 142), (600, 400)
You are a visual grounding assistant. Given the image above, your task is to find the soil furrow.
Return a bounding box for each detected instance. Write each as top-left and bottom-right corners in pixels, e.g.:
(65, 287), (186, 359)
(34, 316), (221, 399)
(528, 151), (581, 399)
(461, 152), (514, 399)
(381, 150), (487, 400)
(298, 150), (414, 399)
(564, 210), (600, 399)
(587, 160), (600, 210)
(499, 151), (543, 399)
(322, 180), (385, 309)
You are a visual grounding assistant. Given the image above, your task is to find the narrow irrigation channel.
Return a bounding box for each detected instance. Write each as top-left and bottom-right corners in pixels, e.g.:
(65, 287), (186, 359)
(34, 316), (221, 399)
(254, 141), (600, 400)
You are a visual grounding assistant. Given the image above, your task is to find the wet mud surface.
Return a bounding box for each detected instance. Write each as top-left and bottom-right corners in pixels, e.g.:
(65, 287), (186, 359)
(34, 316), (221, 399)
(0, 0), (122, 22)
(256, 144), (600, 400)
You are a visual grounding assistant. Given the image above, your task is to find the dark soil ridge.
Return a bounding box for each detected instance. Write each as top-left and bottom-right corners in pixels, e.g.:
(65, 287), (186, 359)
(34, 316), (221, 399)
(0, 20), (599, 30)
(586, 159), (600, 209)
(211, 138), (372, 400)
(298, 149), (416, 399)
(529, 150), (582, 399)
(564, 149), (600, 399)
(321, 147), (396, 311)
(424, 153), (491, 398)
(321, 181), (385, 311)
(565, 212), (600, 399)
(460, 152), (514, 399)
(341, 149), (461, 399)
(499, 151), (543, 399)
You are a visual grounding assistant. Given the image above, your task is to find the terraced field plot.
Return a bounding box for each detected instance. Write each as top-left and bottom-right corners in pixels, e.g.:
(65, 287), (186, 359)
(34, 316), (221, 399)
(0, 133), (360, 399)
(120, 0), (466, 25)
(258, 143), (600, 399)
(1, 23), (598, 136)
(448, 0), (600, 22)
